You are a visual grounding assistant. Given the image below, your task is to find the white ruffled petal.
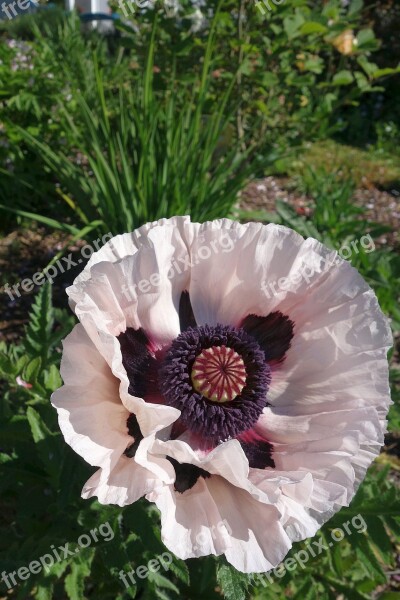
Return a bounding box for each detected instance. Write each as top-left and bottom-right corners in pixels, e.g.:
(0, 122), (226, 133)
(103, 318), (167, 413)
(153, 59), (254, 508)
(51, 324), (131, 472)
(68, 220), (194, 345)
(82, 456), (164, 507)
(149, 475), (291, 573)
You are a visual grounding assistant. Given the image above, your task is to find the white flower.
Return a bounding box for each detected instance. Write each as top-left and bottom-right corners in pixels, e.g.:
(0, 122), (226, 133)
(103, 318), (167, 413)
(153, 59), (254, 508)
(52, 217), (392, 572)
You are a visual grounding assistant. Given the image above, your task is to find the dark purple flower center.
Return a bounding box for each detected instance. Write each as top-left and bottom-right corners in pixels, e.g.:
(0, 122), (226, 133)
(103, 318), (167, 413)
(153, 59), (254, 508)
(118, 293), (295, 491)
(158, 324), (271, 443)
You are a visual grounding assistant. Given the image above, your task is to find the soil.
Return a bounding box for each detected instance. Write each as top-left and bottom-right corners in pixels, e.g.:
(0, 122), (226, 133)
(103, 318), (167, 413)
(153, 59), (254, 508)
(0, 227), (86, 342)
(240, 176), (400, 249)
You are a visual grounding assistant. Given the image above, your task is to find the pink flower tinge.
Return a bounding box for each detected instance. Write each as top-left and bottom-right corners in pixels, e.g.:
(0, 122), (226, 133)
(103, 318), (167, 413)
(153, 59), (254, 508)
(51, 217), (392, 573)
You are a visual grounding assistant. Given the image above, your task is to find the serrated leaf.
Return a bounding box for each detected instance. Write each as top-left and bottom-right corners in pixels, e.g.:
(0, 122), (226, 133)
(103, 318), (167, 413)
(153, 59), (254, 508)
(168, 559), (190, 586)
(216, 564), (249, 600)
(97, 531), (132, 574)
(65, 553), (94, 600)
(147, 571), (180, 594)
(34, 585), (54, 600)
(23, 283), (55, 366)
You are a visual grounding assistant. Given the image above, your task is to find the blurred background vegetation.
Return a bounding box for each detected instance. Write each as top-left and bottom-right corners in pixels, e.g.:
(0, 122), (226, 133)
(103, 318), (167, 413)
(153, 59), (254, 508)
(0, 0), (400, 598)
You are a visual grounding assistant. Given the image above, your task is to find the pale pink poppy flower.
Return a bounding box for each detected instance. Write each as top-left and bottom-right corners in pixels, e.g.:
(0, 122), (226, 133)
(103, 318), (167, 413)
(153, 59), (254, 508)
(52, 217), (392, 573)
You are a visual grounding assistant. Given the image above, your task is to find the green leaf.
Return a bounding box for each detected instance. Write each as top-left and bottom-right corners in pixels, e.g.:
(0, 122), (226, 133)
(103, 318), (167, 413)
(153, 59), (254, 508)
(303, 56), (324, 74)
(350, 534), (387, 583)
(26, 406), (61, 484)
(65, 553), (94, 600)
(354, 71), (370, 91)
(331, 543), (344, 578)
(216, 564), (249, 600)
(0, 351), (14, 377)
(26, 406), (53, 443)
(147, 571), (180, 594)
(262, 72), (279, 87)
(283, 13), (305, 39)
(357, 55), (379, 76)
(0, 204), (82, 234)
(34, 585), (54, 600)
(168, 559), (190, 586)
(365, 516), (393, 564)
(348, 0), (363, 16)
(24, 283), (54, 365)
(386, 516), (400, 538)
(332, 70), (354, 86)
(43, 364), (63, 393)
(372, 66), (400, 79)
(300, 22), (328, 35)
(356, 28), (376, 49)
(22, 357), (42, 385)
(293, 576), (317, 600)
(97, 528), (133, 577)
(320, 575), (371, 599)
